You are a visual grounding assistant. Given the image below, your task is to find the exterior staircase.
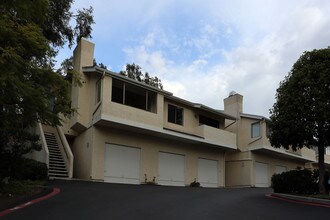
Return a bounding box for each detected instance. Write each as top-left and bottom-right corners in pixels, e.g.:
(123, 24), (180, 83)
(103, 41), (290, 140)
(44, 132), (69, 178)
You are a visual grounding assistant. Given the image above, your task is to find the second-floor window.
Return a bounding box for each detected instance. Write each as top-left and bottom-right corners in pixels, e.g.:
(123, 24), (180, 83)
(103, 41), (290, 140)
(168, 104), (183, 125)
(111, 78), (157, 113)
(251, 122), (260, 138)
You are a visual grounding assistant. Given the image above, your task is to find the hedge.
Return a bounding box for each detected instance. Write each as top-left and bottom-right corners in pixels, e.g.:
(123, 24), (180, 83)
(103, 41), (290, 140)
(271, 169), (330, 194)
(9, 158), (48, 181)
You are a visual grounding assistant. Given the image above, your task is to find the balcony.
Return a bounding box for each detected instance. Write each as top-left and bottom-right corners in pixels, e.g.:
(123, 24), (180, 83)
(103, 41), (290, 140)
(246, 138), (316, 162)
(195, 125), (236, 149)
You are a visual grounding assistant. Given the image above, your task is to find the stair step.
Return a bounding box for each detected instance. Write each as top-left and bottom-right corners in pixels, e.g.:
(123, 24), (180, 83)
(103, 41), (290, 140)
(49, 151), (62, 156)
(49, 154), (64, 158)
(48, 146), (60, 150)
(49, 160), (65, 165)
(49, 170), (68, 175)
(49, 173), (69, 178)
(50, 165), (66, 169)
(49, 159), (65, 164)
(49, 168), (68, 172)
(49, 147), (60, 150)
(49, 150), (61, 154)
(49, 162), (66, 166)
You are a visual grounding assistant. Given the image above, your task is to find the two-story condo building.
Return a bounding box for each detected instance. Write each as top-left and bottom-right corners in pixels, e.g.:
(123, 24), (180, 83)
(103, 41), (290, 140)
(52, 38), (237, 187)
(31, 39), (329, 188)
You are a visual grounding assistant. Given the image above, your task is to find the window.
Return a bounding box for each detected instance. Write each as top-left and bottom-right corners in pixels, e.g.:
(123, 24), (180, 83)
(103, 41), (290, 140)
(95, 79), (101, 104)
(168, 104), (183, 125)
(111, 78), (157, 113)
(199, 115), (219, 128)
(251, 122), (260, 138)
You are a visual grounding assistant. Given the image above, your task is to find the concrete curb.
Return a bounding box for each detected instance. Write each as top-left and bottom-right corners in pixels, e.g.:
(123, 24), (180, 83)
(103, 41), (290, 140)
(267, 193), (330, 208)
(0, 187), (60, 217)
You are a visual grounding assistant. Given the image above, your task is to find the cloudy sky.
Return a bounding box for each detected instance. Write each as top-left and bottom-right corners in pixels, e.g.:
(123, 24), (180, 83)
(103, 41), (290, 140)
(57, 0), (330, 117)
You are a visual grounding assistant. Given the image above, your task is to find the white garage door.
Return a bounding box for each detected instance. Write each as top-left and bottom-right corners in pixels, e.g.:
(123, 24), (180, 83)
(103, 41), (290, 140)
(158, 152), (185, 186)
(198, 158), (218, 188)
(255, 162), (269, 187)
(275, 165), (287, 174)
(104, 144), (141, 184)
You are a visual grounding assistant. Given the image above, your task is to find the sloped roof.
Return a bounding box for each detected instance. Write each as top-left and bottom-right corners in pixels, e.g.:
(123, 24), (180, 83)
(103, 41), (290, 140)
(240, 113), (270, 121)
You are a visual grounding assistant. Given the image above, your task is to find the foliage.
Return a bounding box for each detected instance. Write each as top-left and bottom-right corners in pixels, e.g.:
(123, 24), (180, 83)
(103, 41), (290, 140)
(268, 48), (330, 193)
(271, 169), (318, 194)
(0, 180), (46, 196)
(120, 63), (164, 89)
(189, 179), (201, 187)
(93, 58), (107, 70)
(9, 158), (48, 181)
(0, 0), (94, 181)
(271, 169), (330, 194)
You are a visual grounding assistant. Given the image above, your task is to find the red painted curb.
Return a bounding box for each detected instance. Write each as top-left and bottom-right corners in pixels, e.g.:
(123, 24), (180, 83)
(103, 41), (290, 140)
(266, 193), (330, 208)
(0, 188), (60, 217)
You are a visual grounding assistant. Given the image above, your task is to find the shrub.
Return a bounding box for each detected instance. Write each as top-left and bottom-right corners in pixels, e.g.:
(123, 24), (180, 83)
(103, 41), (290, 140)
(10, 158), (48, 181)
(271, 169), (318, 194)
(190, 179), (201, 187)
(0, 180), (46, 195)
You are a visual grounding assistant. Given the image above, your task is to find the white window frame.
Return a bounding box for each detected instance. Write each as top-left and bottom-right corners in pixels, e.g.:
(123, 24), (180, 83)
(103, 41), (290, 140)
(251, 122), (260, 138)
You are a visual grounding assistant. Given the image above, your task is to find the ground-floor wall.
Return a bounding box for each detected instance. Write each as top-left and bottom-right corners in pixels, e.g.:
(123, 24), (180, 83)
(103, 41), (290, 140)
(88, 125), (226, 187)
(70, 127), (94, 179)
(225, 151), (306, 187)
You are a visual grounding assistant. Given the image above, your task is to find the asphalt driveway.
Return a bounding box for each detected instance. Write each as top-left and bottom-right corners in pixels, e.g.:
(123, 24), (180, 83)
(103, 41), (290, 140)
(2, 179), (329, 220)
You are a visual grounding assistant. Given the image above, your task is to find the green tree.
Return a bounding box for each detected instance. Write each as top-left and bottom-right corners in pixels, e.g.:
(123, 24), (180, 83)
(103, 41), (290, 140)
(269, 48), (330, 194)
(0, 0), (94, 180)
(120, 63), (163, 89)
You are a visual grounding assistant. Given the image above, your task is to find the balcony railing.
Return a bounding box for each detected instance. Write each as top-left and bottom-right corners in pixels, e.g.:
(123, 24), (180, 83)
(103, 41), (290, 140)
(195, 124), (236, 149)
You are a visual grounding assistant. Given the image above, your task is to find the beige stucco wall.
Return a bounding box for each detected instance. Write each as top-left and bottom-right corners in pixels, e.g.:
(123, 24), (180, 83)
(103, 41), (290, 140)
(238, 117), (265, 149)
(71, 127), (93, 179)
(163, 100), (200, 135)
(226, 160), (253, 187)
(90, 126), (226, 187)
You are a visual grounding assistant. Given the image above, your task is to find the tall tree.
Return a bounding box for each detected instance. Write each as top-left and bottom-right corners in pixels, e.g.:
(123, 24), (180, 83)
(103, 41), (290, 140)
(120, 63), (163, 89)
(0, 0), (94, 180)
(269, 48), (330, 193)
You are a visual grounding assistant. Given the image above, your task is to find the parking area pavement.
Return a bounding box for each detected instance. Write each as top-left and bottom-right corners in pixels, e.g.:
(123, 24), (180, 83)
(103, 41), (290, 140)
(2, 179), (329, 220)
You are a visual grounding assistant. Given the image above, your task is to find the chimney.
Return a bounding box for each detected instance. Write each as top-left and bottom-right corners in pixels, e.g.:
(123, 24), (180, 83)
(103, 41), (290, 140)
(224, 91), (243, 118)
(73, 38), (95, 72)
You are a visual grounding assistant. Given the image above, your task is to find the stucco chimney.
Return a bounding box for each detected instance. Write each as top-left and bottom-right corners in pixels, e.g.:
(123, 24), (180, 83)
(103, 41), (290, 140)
(224, 91), (243, 118)
(70, 38), (95, 132)
(73, 38), (95, 72)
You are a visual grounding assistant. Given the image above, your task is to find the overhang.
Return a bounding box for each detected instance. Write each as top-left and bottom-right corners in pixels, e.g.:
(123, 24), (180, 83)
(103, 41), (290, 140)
(246, 145), (316, 163)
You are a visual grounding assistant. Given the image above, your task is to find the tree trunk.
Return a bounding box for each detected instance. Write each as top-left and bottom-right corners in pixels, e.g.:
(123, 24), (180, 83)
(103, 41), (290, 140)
(318, 144), (326, 194)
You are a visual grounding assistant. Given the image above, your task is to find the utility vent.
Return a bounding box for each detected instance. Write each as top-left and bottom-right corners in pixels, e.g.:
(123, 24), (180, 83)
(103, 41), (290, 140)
(229, 91), (237, 97)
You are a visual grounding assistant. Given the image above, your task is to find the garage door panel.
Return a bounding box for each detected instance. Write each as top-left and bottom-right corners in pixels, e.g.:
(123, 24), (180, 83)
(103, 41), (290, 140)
(255, 162), (269, 187)
(198, 158), (218, 188)
(104, 144), (140, 184)
(158, 152), (185, 186)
